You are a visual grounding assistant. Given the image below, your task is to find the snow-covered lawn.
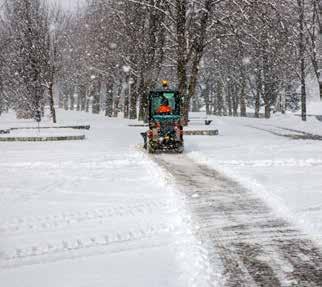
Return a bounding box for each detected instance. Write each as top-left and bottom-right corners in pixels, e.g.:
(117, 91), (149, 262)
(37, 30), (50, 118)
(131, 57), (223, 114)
(186, 113), (322, 246)
(0, 111), (207, 287)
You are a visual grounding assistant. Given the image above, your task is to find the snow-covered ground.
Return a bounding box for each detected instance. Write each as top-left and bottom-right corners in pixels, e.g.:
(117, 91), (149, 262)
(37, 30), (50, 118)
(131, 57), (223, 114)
(1, 107), (322, 286)
(186, 112), (322, 247)
(0, 111), (212, 287)
(0, 128), (84, 138)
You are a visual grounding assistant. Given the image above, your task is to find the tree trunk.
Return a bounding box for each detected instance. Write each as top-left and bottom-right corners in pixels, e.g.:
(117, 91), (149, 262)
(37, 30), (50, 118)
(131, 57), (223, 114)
(139, 94), (148, 121)
(213, 91), (218, 115)
(40, 104), (45, 117)
(185, 0), (212, 123)
(92, 80), (101, 114)
(48, 82), (56, 123)
(200, 84), (210, 115)
(227, 84), (232, 116)
(191, 96), (199, 112)
(299, 0), (306, 121)
(63, 90), (69, 110)
(187, 53), (203, 117)
(129, 90), (138, 119)
(255, 68), (262, 118)
(105, 80), (114, 117)
(263, 53), (271, 119)
(85, 99), (90, 113)
(124, 94), (129, 119)
(58, 89), (64, 108)
(232, 84), (239, 116)
(113, 97), (120, 118)
(129, 75), (138, 120)
(216, 81), (224, 116)
(204, 86), (211, 115)
(0, 80), (3, 116)
(176, 0), (188, 124)
(113, 84), (122, 118)
(80, 85), (87, 111)
(70, 91), (74, 111)
(76, 86), (81, 111)
(264, 95), (270, 119)
(240, 75), (247, 117)
(138, 77), (148, 122)
(123, 74), (130, 118)
(300, 63), (307, 121)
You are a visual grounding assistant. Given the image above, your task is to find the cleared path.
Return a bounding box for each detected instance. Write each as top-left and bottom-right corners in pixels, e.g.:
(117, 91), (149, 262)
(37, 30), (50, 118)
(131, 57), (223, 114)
(155, 154), (322, 287)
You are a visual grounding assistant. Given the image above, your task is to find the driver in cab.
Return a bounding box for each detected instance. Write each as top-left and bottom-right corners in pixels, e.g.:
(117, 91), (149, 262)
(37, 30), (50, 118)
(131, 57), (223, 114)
(157, 98), (172, 114)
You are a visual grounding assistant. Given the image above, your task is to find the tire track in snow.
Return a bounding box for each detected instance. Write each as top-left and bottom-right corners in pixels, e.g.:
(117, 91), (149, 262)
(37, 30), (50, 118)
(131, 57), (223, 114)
(0, 200), (177, 236)
(154, 154), (322, 287)
(246, 124), (322, 141)
(0, 222), (182, 269)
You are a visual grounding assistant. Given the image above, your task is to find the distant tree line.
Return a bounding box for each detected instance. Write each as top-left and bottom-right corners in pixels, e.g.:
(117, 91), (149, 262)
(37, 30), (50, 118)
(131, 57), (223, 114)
(0, 0), (321, 122)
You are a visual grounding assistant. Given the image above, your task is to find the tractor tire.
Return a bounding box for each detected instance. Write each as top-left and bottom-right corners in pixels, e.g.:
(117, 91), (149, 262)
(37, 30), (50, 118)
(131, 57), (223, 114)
(147, 142), (156, 154)
(176, 144), (184, 154)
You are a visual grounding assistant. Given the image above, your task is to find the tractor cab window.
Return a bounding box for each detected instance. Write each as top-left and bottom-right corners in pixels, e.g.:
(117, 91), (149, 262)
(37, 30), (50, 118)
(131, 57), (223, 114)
(149, 90), (181, 122)
(151, 92), (178, 116)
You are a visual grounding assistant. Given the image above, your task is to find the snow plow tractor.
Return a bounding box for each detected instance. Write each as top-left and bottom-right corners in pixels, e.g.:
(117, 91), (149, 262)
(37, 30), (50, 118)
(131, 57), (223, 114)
(142, 82), (184, 153)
